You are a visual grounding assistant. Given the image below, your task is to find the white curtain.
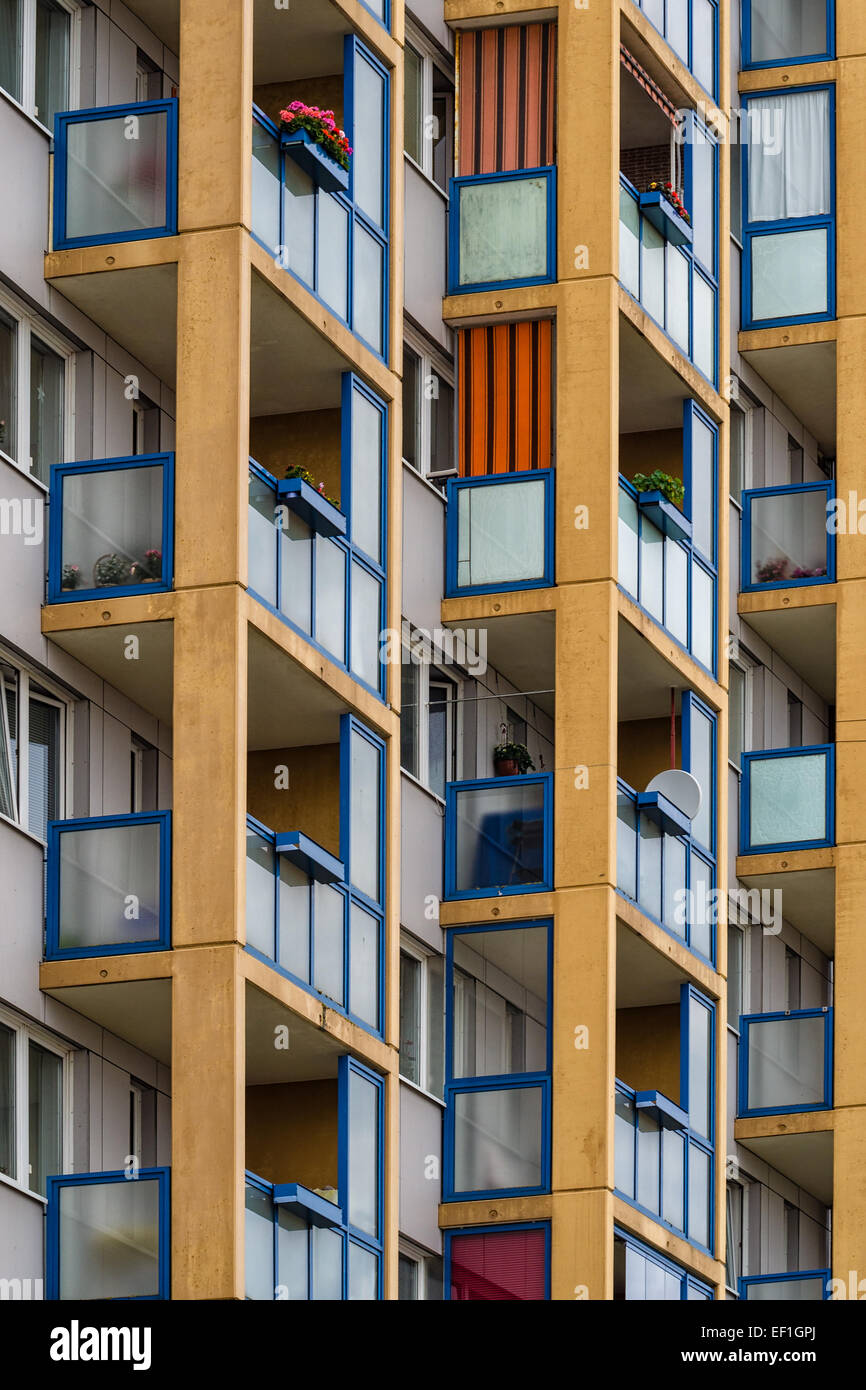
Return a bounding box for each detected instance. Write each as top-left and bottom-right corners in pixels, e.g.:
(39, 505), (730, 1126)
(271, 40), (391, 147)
(748, 88), (831, 223)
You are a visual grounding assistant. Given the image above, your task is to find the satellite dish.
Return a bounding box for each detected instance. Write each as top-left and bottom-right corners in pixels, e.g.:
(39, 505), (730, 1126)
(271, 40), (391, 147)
(644, 770), (702, 823)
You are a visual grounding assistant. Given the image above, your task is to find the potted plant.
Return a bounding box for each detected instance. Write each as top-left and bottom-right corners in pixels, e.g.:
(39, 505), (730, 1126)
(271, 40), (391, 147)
(129, 548), (162, 583)
(639, 181), (693, 247)
(279, 102), (352, 194)
(632, 470), (685, 510)
(647, 181), (691, 226)
(756, 555), (791, 584)
(93, 553), (132, 587)
(61, 563), (81, 591)
(493, 742), (535, 777)
(284, 464), (339, 508)
(792, 564), (827, 579)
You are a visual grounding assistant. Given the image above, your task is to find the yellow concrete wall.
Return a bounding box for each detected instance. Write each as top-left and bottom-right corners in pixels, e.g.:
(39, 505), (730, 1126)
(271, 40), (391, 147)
(617, 717), (681, 793)
(615, 1004), (681, 1102)
(250, 410), (342, 504)
(247, 745), (341, 849)
(619, 429), (683, 485)
(253, 77), (345, 130)
(246, 1080), (339, 1189)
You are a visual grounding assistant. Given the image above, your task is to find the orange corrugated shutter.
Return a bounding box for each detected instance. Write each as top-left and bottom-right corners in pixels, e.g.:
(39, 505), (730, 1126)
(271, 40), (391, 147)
(458, 23), (557, 177)
(458, 321), (554, 476)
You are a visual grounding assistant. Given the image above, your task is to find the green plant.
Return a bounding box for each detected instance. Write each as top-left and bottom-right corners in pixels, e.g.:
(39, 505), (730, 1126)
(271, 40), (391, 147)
(284, 464), (339, 508)
(93, 553), (132, 586)
(61, 563), (81, 590)
(279, 103), (352, 171)
(632, 470), (685, 509)
(493, 741), (535, 774)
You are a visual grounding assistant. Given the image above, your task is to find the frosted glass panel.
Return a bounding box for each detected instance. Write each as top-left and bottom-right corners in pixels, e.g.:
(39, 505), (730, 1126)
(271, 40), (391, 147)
(641, 218), (665, 325)
(318, 194), (349, 322)
(348, 1242), (378, 1299)
(350, 389), (383, 562)
(277, 1209), (308, 1300)
(245, 1185), (275, 1300)
(751, 229), (828, 322)
(246, 830), (276, 959)
(314, 536), (346, 660)
(458, 176), (550, 287)
(688, 1144), (710, 1247)
(353, 54), (385, 228)
(313, 882), (344, 1006)
(278, 858), (310, 980)
(350, 561), (381, 689)
(252, 119), (280, 249)
(749, 487), (828, 584)
(666, 246), (690, 352)
(248, 475), (277, 606)
(618, 488), (639, 597)
(282, 159), (315, 286)
(750, 0), (828, 63)
(664, 538), (688, 645)
(620, 189), (640, 296)
(748, 751), (829, 847)
(353, 224), (384, 355)
(746, 1014), (827, 1110)
(279, 512), (312, 633)
(746, 1275), (826, 1300)
(453, 1086), (542, 1193)
(348, 1068), (379, 1236)
(58, 821), (162, 951)
(350, 729), (381, 902)
(61, 463), (165, 591)
(616, 792), (637, 900)
(59, 1178), (160, 1299)
(349, 902), (379, 1028)
(691, 560), (714, 670)
(65, 112), (169, 241)
(614, 1091), (636, 1197)
(457, 478), (546, 589)
(693, 274), (715, 381)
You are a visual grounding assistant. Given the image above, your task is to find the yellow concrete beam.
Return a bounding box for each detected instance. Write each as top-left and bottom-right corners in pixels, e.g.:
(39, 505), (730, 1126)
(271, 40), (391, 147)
(618, 589), (723, 708)
(177, 0), (253, 233)
(616, 899), (723, 999)
(613, 1199), (723, 1290)
(44, 237), (179, 280)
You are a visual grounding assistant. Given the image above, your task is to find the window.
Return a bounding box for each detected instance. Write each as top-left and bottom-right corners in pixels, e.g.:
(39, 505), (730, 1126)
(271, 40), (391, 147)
(403, 28), (453, 193)
(47, 1167), (169, 1300)
(0, 1006), (68, 1197)
(787, 690), (804, 746)
(402, 333), (454, 478)
(0, 655), (68, 841)
(447, 1223), (548, 1300)
(614, 1228), (714, 1300)
(785, 1201), (801, 1271)
(785, 947), (802, 1011)
(0, 288), (74, 482)
(728, 924), (743, 1027)
(399, 1242), (444, 1300)
(729, 663), (745, 768)
(132, 392), (160, 455)
(634, 0), (718, 97)
(135, 48), (161, 102)
(743, 86), (835, 327)
(130, 734), (159, 813)
(0, 0), (77, 129)
(743, 0), (833, 68)
(400, 633), (461, 797)
(399, 937), (444, 1098)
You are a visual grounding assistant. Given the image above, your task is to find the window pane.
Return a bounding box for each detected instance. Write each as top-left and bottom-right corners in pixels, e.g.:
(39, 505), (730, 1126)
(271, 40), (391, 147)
(28, 696), (60, 841)
(748, 750), (829, 847)
(353, 224), (384, 355)
(636, 1109), (660, 1213)
(61, 461), (167, 595)
(747, 91), (831, 221)
(317, 193), (349, 322)
(282, 158), (315, 286)
(692, 0), (716, 93)
(693, 274), (715, 382)
(746, 1013), (827, 1111)
(618, 487), (638, 597)
(278, 858), (310, 982)
(688, 996), (712, 1140)
(348, 1068), (379, 1237)
(245, 1184), (274, 1300)
(248, 472), (277, 606)
(452, 927), (548, 1079)
(28, 1042), (62, 1195)
(59, 820), (163, 953)
(454, 780), (547, 894)
(458, 175), (550, 288)
(664, 538), (688, 646)
(641, 218), (665, 324)
(426, 952), (445, 1099)
(639, 514), (663, 621)
(453, 1085), (543, 1193)
(399, 951), (421, 1082)
(350, 729), (381, 902)
(348, 1241), (379, 1299)
(280, 511), (313, 633)
(64, 111), (169, 242)
(428, 680), (452, 797)
(398, 1252), (419, 1299)
(0, 1023), (14, 1179)
(0, 308), (15, 460)
(456, 478), (547, 589)
(35, 0), (69, 128)
(751, 228), (829, 322)
(313, 1226), (343, 1299)
(350, 388), (383, 562)
(314, 536), (346, 661)
(400, 659), (419, 778)
(688, 1143), (711, 1247)
(728, 926), (743, 1027)
(638, 813), (662, 921)
(404, 45), (423, 164)
(750, 0), (829, 64)
(662, 1126), (685, 1230)
(619, 187), (640, 297)
(689, 413), (715, 562)
(246, 829), (275, 959)
(30, 337), (64, 483)
(350, 562), (381, 690)
(251, 118), (280, 249)
(614, 1090), (635, 1198)
(0, 0), (22, 102)
(748, 484), (829, 586)
(689, 851), (713, 960)
(349, 901), (379, 1028)
(729, 665), (745, 767)
(353, 53), (386, 227)
(402, 347), (420, 468)
(277, 1208), (308, 1300)
(667, 0), (688, 61)
(313, 881), (344, 1006)
(691, 126), (716, 273)
(687, 705), (713, 852)
(430, 376), (453, 473)
(60, 1177), (161, 1299)
(666, 246), (690, 354)
(691, 560), (714, 671)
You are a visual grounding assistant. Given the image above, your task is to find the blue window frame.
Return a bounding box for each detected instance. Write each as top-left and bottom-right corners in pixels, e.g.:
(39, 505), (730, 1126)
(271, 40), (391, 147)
(46, 1167), (171, 1300)
(245, 716), (385, 1035)
(614, 984), (716, 1253)
(741, 481), (835, 591)
(444, 920), (552, 1201)
(445, 470), (555, 597)
(358, 0), (390, 28)
(247, 372), (388, 699)
(614, 1226), (714, 1299)
(741, 85), (835, 329)
(738, 1007), (833, 1117)
(739, 1269), (830, 1300)
(448, 167), (557, 294)
(632, 0), (719, 98)
(250, 39), (389, 360)
(444, 772), (554, 900)
(742, 0), (834, 69)
(245, 1057), (384, 1300)
(46, 811), (171, 960)
(740, 744), (835, 854)
(53, 100), (178, 251)
(48, 453), (175, 604)
(444, 1221), (551, 1300)
(618, 400), (719, 675)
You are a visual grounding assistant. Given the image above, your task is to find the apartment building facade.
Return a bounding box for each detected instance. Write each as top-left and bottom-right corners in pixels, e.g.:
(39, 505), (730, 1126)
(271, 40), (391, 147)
(0, 0), (859, 1302)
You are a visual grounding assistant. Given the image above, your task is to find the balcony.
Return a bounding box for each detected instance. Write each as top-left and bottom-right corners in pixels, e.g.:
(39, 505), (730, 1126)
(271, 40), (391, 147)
(46, 812), (171, 960)
(738, 1008), (833, 1118)
(739, 1270), (830, 1301)
(46, 1168), (170, 1300)
(448, 168), (556, 294)
(53, 101), (178, 251)
(444, 774), (553, 900)
(740, 746), (834, 854)
(631, 0), (718, 96)
(445, 471), (554, 597)
(48, 454), (174, 604)
(614, 1079), (712, 1251)
(742, 482), (834, 592)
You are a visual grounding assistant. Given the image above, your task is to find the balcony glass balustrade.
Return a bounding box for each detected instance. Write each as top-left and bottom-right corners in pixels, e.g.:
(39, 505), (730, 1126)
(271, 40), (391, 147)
(444, 774), (553, 900)
(741, 481), (834, 590)
(632, 0), (718, 95)
(448, 168), (556, 293)
(46, 1168), (170, 1300)
(445, 471), (554, 597)
(740, 1270), (830, 1300)
(740, 745), (834, 853)
(738, 1008), (833, 1116)
(616, 778), (713, 960)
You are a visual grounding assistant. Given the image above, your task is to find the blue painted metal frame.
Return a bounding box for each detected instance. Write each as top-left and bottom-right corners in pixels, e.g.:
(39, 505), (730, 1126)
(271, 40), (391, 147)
(276, 476), (347, 539)
(46, 1167), (170, 1300)
(275, 830), (344, 884)
(614, 1224), (715, 1299)
(741, 0), (834, 69)
(281, 128), (349, 195)
(443, 771), (554, 900)
(738, 1007), (833, 1117)
(448, 167), (557, 295)
(444, 1221), (551, 1301)
(443, 919), (552, 1202)
(357, 0), (390, 28)
(272, 1181), (342, 1228)
(741, 84), (836, 329)
(338, 1054), (385, 1299)
(48, 453), (175, 604)
(739, 1268), (831, 1300)
(444, 469), (555, 597)
(638, 190), (694, 246)
(53, 100), (178, 250)
(46, 810), (172, 960)
(633, 0), (719, 98)
(740, 481), (835, 592)
(682, 690), (717, 859)
(739, 743), (835, 853)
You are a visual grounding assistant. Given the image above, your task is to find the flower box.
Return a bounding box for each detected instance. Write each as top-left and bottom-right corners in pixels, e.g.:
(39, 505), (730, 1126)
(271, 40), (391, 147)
(636, 790), (691, 838)
(636, 490), (692, 544)
(276, 476), (347, 539)
(281, 128), (349, 194)
(638, 190), (693, 247)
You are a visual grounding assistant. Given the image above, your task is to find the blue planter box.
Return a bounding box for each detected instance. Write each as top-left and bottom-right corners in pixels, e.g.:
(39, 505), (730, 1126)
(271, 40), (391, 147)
(636, 490), (691, 544)
(281, 128), (349, 194)
(638, 190), (693, 247)
(636, 790), (691, 838)
(276, 476), (347, 539)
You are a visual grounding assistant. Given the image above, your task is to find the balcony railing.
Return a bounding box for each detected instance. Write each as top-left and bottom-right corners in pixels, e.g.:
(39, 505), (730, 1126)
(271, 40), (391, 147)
(739, 1270), (830, 1301)
(445, 471), (554, 597)
(614, 1080), (712, 1250)
(448, 168), (556, 294)
(616, 777), (713, 960)
(738, 1008), (833, 1117)
(246, 814), (381, 1033)
(740, 745), (835, 854)
(444, 774), (553, 900)
(46, 1168), (170, 1300)
(48, 454), (174, 603)
(53, 101), (178, 250)
(46, 812), (171, 959)
(741, 481), (834, 591)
